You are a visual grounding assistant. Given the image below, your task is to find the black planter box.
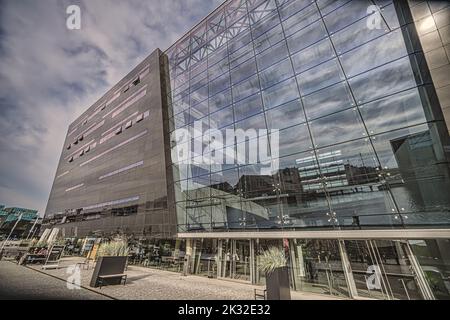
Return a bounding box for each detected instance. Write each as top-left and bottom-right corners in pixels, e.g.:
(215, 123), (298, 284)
(266, 266), (291, 300)
(89, 256), (127, 287)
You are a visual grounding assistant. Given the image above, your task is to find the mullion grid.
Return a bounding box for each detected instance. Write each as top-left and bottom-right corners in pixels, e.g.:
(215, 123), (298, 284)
(169, 0), (424, 231)
(272, 0), (333, 227)
(244, 0), (286, 229)
(312, 0), (402, 220)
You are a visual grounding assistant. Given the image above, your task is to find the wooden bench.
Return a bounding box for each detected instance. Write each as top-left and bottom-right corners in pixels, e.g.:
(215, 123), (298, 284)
(98, 273), (127, 289)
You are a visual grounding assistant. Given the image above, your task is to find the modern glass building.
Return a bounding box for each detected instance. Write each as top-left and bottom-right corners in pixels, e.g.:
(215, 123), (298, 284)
(0, 207), (39, 238)
(45, 0), (450, 299)
(165, 0), (450, 299)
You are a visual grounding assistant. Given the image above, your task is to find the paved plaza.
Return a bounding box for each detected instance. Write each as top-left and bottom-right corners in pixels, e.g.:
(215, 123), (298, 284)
(0, 260), (110, 300)
(0, 257), (345, 300)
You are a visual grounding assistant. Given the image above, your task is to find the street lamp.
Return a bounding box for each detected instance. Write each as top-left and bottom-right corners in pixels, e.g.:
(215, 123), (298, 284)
(326, 211), (338, 224)
(272, 182), (292, 226)
(277, 214), (293, 226)
(26, 216), (40, 240)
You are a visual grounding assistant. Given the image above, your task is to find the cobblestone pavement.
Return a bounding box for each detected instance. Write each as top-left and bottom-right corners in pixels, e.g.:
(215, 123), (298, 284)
(25, 257), (345, 300)
(0, 260), (110, 300)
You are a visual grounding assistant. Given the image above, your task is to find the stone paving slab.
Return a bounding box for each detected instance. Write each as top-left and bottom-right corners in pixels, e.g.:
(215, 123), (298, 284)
(0, 260), (110, 300)
(26, 257), (345, 300)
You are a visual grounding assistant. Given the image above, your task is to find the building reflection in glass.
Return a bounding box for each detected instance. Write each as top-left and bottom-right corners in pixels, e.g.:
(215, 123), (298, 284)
(167, 0), (450, 232)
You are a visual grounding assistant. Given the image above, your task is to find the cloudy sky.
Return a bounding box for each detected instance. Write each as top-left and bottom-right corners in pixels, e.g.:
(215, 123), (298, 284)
(0, 0), (222, 215)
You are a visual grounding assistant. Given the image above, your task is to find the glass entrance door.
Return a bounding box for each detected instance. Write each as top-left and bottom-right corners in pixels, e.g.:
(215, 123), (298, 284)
(219, 239), (251, 281)
(289, 239), (349, 297)
(344, 240), (430, 300)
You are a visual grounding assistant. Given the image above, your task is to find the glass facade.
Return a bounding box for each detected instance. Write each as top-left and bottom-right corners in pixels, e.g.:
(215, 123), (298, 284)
(166, 0), (450, 232)
(40, 0), (450, 300)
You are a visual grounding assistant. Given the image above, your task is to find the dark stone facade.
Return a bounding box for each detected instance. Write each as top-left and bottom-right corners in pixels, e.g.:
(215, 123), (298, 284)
(44, 49), (176, 239)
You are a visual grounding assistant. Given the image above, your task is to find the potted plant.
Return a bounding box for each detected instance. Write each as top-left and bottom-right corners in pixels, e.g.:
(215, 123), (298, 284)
(29, 239), (38, 248)
(89, 239), (129, 287)
(36, 240), (47, 249)
(258, 247), (291, 300)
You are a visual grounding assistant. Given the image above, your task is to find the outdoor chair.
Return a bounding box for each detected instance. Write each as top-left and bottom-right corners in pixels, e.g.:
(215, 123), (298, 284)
(254, 288), (267, 300)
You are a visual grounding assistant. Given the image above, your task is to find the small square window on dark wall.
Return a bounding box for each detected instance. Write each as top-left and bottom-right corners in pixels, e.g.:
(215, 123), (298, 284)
(67, 144), (71, 150)
(123, 85), (130, 93)
(73, 139), (78, 145)
(78, 134), (84, 142)
(79, 150), (84, 156)
(68, 156), (74, 163)
(84, 146), (90, 153)
(132, 78), (140, 86)
(125, 120), (132, 129)
(115, 126), (122, 135)
(136, 114), (144, 122)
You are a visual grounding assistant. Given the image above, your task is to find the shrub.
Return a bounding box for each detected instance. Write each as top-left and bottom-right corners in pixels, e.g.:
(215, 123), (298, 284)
(257, 247), (287, 275)
(97, 239), (129, 257)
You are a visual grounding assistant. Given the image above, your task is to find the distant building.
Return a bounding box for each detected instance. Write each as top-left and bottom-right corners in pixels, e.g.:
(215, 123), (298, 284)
(0, 206), (40, 239)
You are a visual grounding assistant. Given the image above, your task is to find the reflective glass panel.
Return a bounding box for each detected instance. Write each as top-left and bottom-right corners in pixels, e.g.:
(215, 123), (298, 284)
(259, 58), (294, 89)
(278, 123), (312, 156)
(208, 57), (230, 80)
(370, 124), (450, 215)
(381, 3), (400, 30)
(210, 105), (234, 128)
(256, 40), (289, 70)
(209, 72), (231, 96)
(229, 42), (253, 69)
(190, 85), (208, 106)
(331, 16), (388, 54)
(265, 99), (305, 129)
(316, 138), (397, 217)
(359, 88), (427, 135)
(291, 38), (335, 74)
(302, 81), (354, 120)
(234, 92), (263, 121)
(231, 58), (258, 84)
(232, 74), (260, 102)
(289, 239), (349, 297)
(262, 77), (300, 109)
(340, 29), (408, 77)
(348, 56), (417, 104)
(297, 58), (345, 96)
(253, 24), (285, 54)
(251, 9), (281, 39)
(310, 108), (366, 147)
(235, 112), (267, 131)
(279, 0), (315, 20)
(317, 0), (351, 16)
(282, 3), (321, 37)
(286, 19), (328, 54)
(209, 88), (232, 113)
(322, 0), (372, 33)
(409, 239), (450, 300)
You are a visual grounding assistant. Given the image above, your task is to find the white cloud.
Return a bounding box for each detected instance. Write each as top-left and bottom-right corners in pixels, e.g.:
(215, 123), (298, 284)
(0, 0), (221, 215)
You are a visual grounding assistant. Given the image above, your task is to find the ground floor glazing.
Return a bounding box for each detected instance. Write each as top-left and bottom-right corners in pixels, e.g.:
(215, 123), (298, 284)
(180, 237), (450, 300)
(62, 234), (450, 300)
